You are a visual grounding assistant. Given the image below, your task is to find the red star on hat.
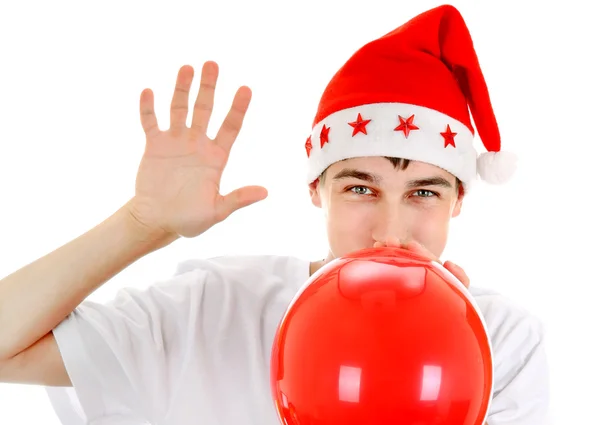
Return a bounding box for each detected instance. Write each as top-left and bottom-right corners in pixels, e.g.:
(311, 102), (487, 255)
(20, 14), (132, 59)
(305, 136), (312, 157)
(394, 114), (419, 138)
(441, 125), (457, 148)
(348, 113), (371, 136)
(320, 125), (330, 148)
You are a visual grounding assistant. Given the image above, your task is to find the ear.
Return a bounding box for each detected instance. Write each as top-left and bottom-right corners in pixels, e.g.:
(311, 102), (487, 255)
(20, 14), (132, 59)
(308, 179), (322, 208)
(451, 184), (465, 218)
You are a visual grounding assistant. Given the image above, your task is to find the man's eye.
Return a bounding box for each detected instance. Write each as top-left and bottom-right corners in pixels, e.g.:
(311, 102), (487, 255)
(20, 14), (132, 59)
(349, 186), (373, 195)
(413, 189), (437, 197)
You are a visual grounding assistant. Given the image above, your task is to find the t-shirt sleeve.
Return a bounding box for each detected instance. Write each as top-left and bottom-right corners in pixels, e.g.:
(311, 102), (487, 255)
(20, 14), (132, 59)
(485, 308), (551, 425)
(45, 266), (213, 425)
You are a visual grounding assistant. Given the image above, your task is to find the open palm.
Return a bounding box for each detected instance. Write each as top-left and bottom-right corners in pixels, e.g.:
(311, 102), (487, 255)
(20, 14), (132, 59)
(130, 62), (267, 238)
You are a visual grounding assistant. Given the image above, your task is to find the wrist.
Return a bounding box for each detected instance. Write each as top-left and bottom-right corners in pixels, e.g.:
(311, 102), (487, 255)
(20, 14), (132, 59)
(119, 199), (180, 251)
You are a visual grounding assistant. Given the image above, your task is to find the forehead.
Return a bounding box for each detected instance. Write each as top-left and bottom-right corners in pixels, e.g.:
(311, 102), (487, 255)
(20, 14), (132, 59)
(325, 156), (456, 183)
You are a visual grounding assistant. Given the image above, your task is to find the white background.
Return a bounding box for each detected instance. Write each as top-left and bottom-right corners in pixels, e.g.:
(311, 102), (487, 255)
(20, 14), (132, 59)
(1, 0), (598, 424)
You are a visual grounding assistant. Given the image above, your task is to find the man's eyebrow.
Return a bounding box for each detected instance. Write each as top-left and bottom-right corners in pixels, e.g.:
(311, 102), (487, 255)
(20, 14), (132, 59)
(405, 176), (454, 189)
(331, 169), (454, 189)
(331, 169), (382, 184)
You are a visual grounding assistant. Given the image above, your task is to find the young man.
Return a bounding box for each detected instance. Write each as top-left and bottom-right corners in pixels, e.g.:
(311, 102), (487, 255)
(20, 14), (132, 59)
(0, 4), (549, 425)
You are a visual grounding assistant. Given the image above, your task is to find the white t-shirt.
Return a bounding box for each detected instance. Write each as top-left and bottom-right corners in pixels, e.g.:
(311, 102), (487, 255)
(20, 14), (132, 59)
(44, 254), (550, 425)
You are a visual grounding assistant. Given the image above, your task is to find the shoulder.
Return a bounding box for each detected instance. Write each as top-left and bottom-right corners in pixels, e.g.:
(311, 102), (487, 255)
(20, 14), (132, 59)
(469, 286), (546, 347)
(175, 253), (308, 274)
(468, 286), (549, 406)
(174, 253), (309, 278)
(172, 253), (311, 292)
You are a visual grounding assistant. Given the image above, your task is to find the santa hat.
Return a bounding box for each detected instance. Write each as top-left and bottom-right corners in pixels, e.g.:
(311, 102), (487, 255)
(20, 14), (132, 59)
(304, 4), (517, 190)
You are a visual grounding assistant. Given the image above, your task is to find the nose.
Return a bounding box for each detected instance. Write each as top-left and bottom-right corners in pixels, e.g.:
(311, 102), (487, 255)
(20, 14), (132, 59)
(371, 203), (411, 247)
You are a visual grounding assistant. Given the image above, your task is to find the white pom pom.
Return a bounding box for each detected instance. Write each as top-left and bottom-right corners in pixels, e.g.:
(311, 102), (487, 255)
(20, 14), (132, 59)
(476, 151), (517, 184)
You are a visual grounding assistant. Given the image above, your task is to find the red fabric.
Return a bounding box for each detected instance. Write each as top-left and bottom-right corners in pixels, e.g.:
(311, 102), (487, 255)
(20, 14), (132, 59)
(312, 4), (501, 153)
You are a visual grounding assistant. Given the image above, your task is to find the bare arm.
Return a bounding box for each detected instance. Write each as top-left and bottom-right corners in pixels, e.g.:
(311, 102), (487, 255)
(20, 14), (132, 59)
(0, 332), (71, 386)
(0, 62), (265, 387)
(0, 199), (177, 364)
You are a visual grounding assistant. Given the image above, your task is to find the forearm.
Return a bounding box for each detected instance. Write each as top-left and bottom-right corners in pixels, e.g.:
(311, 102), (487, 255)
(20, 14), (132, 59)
(0, 198), (178, 360)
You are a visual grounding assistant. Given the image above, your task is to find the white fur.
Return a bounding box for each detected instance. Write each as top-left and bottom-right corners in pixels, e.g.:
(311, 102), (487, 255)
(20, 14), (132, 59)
(305, 102), (477, 188)
(476, 151), (518, 184)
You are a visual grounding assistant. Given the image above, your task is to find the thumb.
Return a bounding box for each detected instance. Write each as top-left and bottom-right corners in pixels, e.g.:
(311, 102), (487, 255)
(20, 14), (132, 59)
(217, 185), (268, 220)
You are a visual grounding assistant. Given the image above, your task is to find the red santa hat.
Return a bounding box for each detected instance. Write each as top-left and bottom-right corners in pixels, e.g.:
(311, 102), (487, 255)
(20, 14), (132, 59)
(304, 4), (517, 190)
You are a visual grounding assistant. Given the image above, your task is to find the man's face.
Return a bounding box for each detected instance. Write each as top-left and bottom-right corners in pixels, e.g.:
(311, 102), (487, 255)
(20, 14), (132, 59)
(309, 156), (464, 260)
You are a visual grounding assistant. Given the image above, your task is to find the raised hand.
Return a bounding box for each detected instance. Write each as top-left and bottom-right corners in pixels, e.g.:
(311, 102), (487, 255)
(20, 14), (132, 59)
(128, 61), (268, 239)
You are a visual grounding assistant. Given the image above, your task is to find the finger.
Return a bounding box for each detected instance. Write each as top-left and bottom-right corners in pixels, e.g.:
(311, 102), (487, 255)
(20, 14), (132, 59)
(384, 236), (402, 247)
(191, 61), (218, 136)
(140, 88), (160, 138)
(214, 86), (252, 153)
(402, 240), (441, 263)
(170, 65), (194, 131)
(216, 185), (268, 221)
(443, 261), (470, 288)
(373, 237), (400, 248)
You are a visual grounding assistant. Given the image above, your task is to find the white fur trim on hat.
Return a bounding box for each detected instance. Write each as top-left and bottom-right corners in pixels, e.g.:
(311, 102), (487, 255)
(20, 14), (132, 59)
(306, 102), (477, 188)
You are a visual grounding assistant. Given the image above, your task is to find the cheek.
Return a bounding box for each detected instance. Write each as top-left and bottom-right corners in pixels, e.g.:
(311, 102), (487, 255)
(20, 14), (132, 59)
(409, 208), (451, 255)
(326, 201), (375, 250)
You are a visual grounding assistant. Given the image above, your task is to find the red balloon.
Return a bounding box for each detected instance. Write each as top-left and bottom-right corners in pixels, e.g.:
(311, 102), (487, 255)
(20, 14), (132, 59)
(270, 246), (493, 425)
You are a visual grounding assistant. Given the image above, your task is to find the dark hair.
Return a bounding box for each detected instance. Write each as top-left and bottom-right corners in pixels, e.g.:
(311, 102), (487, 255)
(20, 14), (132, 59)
(319, 157), (463, 194)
